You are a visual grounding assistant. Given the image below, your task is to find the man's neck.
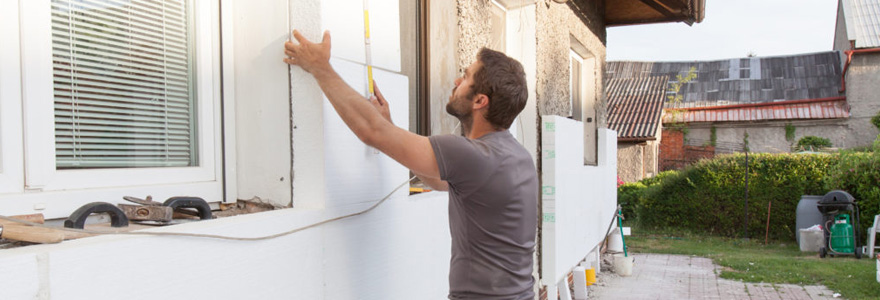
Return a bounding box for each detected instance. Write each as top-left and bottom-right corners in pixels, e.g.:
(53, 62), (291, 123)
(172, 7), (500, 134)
(465, 118), (500, 139)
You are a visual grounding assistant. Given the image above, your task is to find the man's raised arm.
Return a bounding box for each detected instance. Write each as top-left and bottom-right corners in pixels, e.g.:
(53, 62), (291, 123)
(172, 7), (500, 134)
(283, 30), (443, 184)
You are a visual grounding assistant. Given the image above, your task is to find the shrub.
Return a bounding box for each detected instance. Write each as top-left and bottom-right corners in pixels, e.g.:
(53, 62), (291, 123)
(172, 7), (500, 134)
(872, 110), (880, 130)
(640, 170), (679, 187)
(617, 171), (680, 221)
(797, 136), (832, 150)
(618, 182), (646, 220)
(635, 153), (839, 241)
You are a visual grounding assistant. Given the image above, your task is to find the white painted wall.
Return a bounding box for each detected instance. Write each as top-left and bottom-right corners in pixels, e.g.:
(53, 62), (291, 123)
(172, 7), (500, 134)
(541, 116), (618, 284)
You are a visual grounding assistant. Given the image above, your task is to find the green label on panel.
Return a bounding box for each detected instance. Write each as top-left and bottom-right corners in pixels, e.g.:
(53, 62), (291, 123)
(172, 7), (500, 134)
(544, 150), (555, 159)
(543, 213), (556, 223)
(544, 121), (555, 132)
(542, 186), (555, 196)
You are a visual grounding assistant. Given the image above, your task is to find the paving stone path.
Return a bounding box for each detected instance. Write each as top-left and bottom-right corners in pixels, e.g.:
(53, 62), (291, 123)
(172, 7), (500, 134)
(588, 254), (839, 299)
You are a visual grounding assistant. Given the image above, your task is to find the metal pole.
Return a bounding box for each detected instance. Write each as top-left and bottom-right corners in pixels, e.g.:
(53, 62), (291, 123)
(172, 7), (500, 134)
(744, 151), (749, 240)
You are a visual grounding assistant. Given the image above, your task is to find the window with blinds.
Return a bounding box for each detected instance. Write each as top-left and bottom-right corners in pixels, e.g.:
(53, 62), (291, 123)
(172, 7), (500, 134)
(51, 0), (197, 169)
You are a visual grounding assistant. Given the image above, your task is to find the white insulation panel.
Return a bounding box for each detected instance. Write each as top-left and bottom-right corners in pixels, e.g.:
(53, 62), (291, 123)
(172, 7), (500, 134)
(541, 116), (618, 283)
(320, 0), (400, 71)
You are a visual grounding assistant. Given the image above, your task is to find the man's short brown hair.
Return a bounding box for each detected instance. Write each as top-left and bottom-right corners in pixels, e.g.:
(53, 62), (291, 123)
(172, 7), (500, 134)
(470, 48), (528, 130)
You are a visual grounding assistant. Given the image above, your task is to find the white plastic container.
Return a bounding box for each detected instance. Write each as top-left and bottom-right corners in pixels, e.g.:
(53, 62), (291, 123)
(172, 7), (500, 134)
(799, 229), (825, 252)
(608, 228), (623, 253)
(613, 254), (633, 276)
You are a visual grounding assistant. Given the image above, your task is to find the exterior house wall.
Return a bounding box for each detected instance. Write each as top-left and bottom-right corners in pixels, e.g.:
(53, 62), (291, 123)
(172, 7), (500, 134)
(646, 139), (659, 176)
(833, 0), (880, 146)
(617, 139), (660, 183)
(684, 121), (853, 154)
(536, 1), (606, 121)
(0, 1), (619, 300)
(844, 54), (880, 142)
(617, 142), (645, 182)
(429, 0), (463, 136)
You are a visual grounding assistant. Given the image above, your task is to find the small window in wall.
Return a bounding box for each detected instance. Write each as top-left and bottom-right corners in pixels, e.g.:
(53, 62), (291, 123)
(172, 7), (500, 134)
(51, 0), (198, 169)
(570, 36), (597, 165)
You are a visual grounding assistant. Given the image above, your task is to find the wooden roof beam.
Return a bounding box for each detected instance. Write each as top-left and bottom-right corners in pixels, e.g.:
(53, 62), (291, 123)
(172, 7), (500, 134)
(637, 0), (678, 19)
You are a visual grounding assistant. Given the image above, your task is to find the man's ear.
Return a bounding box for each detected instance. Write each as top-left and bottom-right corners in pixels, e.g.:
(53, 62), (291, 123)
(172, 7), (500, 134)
(473, 94), (490, 110)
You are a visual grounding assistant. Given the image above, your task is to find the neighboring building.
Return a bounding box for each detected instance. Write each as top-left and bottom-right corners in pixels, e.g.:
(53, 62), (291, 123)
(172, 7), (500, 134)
(608, 47), (878, 170)
(834, 0), (880, 144)
(607, 0), (880, 174)
(606, 76), (669, 182)
(0, 0), (703, 299)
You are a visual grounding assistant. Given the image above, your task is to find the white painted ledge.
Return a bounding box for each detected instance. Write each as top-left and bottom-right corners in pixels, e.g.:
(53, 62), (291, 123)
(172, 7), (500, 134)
(0, 191), (451, 300)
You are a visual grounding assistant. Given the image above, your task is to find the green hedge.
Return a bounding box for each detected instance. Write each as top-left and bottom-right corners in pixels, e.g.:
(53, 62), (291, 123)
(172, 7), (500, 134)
(624, 139), (880, 241)
(631, 153), (839, 241)
(618, 170), (679, 221)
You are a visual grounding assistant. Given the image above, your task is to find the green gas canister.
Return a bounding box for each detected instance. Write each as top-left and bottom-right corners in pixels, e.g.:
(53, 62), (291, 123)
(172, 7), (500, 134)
(830, 214), (855, 253)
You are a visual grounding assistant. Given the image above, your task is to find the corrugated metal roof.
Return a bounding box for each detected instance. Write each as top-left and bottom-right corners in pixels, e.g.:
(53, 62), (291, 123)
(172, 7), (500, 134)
(662, 97), (850, 123)
(606, 51), (843, 108)
(842, 0), (880, 48)
(606, 76), (669, 140)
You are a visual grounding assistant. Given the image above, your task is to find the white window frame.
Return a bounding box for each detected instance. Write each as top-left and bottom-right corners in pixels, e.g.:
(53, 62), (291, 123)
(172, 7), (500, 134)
(2, 0), (224, 217)
(569, 49), (584, 121)
(0, 2), (25, 195)
(570, 39), (598, 166)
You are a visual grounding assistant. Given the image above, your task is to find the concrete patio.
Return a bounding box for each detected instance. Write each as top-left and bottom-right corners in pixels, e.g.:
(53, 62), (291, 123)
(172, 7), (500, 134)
(588, 254), (839, 299)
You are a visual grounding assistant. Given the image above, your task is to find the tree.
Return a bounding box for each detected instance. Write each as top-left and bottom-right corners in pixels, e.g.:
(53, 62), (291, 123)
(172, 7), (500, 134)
(666, 67), (698, 133)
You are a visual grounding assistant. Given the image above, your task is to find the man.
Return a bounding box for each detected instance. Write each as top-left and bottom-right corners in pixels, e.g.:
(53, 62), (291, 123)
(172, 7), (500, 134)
(284, 30), (538, 300)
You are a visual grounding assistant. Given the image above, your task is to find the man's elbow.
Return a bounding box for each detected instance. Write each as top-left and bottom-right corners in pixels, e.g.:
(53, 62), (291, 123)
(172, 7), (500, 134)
(356, 130), (378, 147)
(357, 119), (391, 147)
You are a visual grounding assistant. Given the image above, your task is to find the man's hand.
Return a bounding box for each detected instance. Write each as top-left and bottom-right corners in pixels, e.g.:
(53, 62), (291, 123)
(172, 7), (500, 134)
(369, 81), (392, 123)
(284, 30), (332, 75)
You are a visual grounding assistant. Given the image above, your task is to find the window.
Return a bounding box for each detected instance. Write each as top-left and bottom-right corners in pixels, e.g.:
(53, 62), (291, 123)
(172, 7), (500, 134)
(570, 37), (597, 165)
(3, 0), (223, 218)
(50, 0), (198, 169)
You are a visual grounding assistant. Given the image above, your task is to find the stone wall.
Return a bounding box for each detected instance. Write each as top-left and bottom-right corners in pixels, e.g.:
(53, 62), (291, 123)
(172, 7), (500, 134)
(844, 53), (880, 145)
(617, 143), (644, 182)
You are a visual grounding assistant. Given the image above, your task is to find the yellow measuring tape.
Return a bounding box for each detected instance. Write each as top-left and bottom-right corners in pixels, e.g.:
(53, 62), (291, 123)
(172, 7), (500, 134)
(364, 0), (376, 98)
(364, 0), (374, 97)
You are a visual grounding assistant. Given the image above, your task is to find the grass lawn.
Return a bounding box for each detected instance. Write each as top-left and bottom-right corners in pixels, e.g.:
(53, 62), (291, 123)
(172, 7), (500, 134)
(625, 227), (879, 299)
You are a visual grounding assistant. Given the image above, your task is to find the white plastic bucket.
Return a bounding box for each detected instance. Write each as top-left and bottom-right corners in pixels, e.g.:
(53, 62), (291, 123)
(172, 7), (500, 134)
(608, 228), (623, 253)
(613, 254), (633, 276)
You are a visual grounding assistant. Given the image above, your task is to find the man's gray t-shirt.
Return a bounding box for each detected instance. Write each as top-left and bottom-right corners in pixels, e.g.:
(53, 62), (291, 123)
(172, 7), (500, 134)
(429, 130), (538, 300)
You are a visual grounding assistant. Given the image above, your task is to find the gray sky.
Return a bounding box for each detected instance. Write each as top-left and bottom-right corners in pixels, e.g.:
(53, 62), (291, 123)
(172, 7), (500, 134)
(606, 0), (840, 62)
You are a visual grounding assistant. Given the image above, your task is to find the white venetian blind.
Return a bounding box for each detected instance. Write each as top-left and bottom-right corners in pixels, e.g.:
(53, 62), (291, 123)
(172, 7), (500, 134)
(51, 0), (197, 169)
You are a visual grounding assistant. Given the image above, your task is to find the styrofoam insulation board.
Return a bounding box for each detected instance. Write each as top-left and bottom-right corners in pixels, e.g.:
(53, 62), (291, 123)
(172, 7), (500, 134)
(320, 0), (400, 71)
(541, 116), (618, 283)
(323, 58), (409, 208)
(290, 0), (326, 209)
